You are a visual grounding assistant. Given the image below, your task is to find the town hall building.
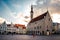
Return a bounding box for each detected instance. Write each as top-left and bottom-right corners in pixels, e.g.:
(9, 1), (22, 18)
(27, 5), (53, 35)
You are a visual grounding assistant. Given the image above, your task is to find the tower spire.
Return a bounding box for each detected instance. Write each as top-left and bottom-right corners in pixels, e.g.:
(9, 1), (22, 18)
(30, 5), (33, 20)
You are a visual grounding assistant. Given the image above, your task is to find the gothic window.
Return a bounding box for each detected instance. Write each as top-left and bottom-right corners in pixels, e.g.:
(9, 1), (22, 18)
(42, 31), (44, 35)
(38, 31), (39, 33)
(47, 29), (49, 31)
(37, 26), (39, 29)
(52, 29), (55, 32)
(49, 18), (50, 21)
(40, 26), (41, 29)
(47, 25), (48, 28)
(34, 27), (36, 29)
(36, 31), (37, 33)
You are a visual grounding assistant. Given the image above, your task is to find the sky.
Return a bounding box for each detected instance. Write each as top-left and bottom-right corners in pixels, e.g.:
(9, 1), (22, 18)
(0, 0), (60, 26)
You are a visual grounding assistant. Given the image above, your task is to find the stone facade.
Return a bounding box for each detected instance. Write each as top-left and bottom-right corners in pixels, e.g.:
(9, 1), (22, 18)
(27, 5), (53, 35)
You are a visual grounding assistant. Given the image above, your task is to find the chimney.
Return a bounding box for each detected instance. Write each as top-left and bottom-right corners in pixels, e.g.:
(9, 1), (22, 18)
(30, 5), (33, 20)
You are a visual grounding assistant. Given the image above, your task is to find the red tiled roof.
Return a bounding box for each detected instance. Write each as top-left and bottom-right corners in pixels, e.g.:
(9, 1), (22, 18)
(7, 24), (11, 26)
(14, 24), (26, 29)
(29, 11), (49, 23)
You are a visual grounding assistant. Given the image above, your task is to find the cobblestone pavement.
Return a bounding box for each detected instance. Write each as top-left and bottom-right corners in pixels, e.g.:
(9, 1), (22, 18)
(0, 35), (60, 40)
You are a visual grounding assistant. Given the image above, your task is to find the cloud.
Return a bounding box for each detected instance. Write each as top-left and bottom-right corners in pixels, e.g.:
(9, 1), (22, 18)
(0, 17), (5, 23)
(50, 0), (60, 3)
(32, 0), (60, 23)
(35, 0), (60, 14)
(36, 0), (51, 7)
(1, 0), (60, 24)
(50, 2), (60, 13)
(10, 12), (23, 18)
(0, 17), (10, 24)
(52, 13), (60, 23)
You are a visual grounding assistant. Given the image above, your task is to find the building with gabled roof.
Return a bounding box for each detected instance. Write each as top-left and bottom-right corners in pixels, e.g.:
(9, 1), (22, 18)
(29, 12), (47, 23)
(14, 24), (26, 29)
(27, 5), (53, 35)
(0, 21), (7, 34)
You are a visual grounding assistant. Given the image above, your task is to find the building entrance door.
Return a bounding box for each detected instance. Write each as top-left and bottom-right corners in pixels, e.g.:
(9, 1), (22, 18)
(42, 31), (44, 35)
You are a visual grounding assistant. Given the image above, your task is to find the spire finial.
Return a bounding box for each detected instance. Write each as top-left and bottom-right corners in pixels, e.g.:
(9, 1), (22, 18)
(30, 5), (33, 20)
(31, 5), (33, 13)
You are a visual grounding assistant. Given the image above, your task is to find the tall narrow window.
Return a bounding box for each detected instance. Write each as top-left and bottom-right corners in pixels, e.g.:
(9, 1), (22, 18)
(49, 18), (50, 21)
(37, 26), (39, 29)
(34, 27), (36, 29)
(38, 31), (39, 33)
(40, 26), (41, 29)
(47, 25), (48, 28)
